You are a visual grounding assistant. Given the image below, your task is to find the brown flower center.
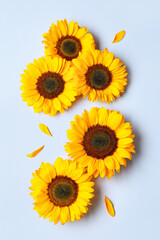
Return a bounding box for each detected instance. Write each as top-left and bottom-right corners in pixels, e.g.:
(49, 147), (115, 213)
(82, 125), (118, 159)
(56, 36), (82, 60)
(36, 71), (64, 99)
(48, 176), (78, 207)
(85, 64), (112, 90)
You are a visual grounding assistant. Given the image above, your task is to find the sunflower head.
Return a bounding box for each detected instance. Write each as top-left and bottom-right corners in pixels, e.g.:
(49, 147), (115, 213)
(20, 56), (77, 116)
(70, 48), (128, 103)
(65, 107), (135, 178)
(30, 158), (94, 225)
(43, 19), (95, 63)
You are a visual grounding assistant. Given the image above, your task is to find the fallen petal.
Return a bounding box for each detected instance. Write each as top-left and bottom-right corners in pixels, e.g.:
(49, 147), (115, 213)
(27, 145), (44, 158)
(104, 195), (115, 217)
(112, 30), (126, 43)
(39, 123), (52, 137)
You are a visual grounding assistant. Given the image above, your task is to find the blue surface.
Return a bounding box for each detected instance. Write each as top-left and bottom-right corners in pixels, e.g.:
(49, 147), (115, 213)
(1, 0), (160, 239)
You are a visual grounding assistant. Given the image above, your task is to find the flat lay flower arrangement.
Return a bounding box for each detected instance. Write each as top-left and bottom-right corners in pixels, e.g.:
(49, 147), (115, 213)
(21, 19), (135, 225)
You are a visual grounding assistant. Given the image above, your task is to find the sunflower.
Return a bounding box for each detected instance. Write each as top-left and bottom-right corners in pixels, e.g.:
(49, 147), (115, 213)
(29, 158), (94, 225)
(21, 56), (77, 116)
(70, 48), (128, 103)
(42, 19), (95, 63)
(65, 108), (135, 178)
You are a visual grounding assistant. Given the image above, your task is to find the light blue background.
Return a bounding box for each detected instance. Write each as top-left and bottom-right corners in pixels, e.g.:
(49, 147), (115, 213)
(1, 0), (160, 239)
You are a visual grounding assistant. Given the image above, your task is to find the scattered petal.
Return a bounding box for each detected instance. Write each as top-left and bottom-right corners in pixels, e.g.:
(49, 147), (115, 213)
(104, 195), (115, 217)
(39, 123), (52, 137)
(112, 30), (126, 43)
(27, 145), (44, 158)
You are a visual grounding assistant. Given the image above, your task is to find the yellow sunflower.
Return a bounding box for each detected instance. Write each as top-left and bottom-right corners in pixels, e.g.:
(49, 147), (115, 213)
(29, 158), (94, 225)
(65, 108), (135, 178)
(43, 19), (95, 63)
(70, 48), (128, 103)
(20, 56), (77, 116)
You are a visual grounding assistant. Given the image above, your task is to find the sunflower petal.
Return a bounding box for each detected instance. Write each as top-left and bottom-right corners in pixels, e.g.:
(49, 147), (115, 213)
(39, 123), (52, 137)
(27, 145), (44, 158)
(104, 195), (115, 217)
(112, 30), (126, 43)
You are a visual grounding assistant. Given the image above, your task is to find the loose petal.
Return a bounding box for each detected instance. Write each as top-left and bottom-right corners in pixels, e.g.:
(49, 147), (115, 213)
(104, 195), (115, 217)
(39, 123), (52, 137)
(27, 145), (44, 158)
(112, 30), (126, 43)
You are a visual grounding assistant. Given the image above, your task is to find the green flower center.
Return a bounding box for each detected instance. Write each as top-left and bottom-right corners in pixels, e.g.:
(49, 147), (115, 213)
(85, 64), (111, 90)
(48, 176), (78, 207)
(37, 72), (64, 99)
(56, 36), (82, 61)
(83, 125), (117, 159)
(44, 77), (59, 93)
(62, 39), (77, 56)
(55, 183), (72, 199)
(90, 133), (109, 150)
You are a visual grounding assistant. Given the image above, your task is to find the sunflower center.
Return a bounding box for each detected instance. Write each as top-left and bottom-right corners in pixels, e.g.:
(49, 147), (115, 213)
(48, 176), (78, 207)
(85, 64), (111, 90)
(83, 125), (118, 159)
(44, 77), (59, 93)
(90, 133), (109, 149)
(37, 72), (64, 99)
(62, 40), (77, 55)
(56, 184), (71, 198)
(56, 36), (82, 61)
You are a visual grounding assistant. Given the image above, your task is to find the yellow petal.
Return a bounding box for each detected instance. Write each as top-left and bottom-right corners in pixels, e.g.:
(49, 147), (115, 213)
(104, 156), (114, 169)
(26, 145), (44, 158)
(60, 207), (69, 225)
(104, 195), (115, 217)
(112, 30), (126, 43)
(39, 123), (52, 137)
